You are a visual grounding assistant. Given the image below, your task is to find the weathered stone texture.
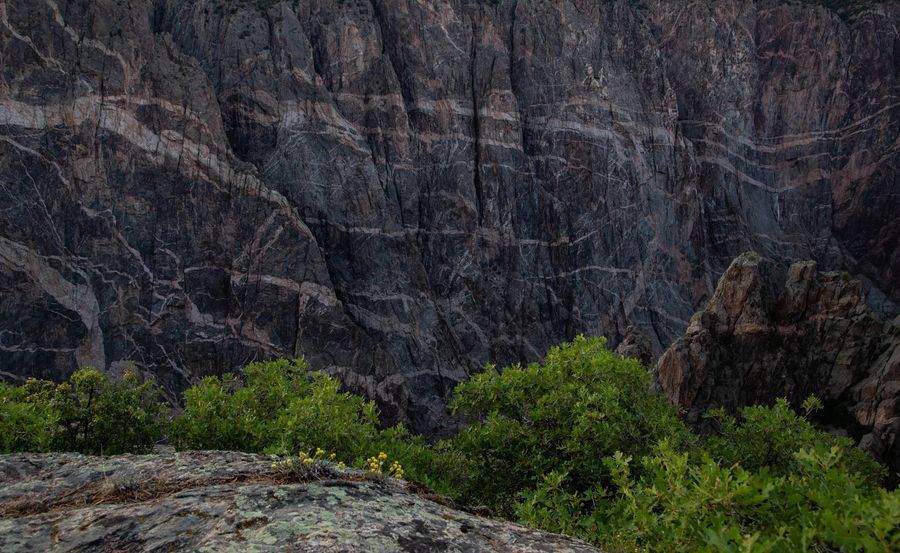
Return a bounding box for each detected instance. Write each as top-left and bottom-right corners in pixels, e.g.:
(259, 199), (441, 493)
(0, 451), (599, 552)
(1, 0), (897, 433)
(656, 252), (900, 474)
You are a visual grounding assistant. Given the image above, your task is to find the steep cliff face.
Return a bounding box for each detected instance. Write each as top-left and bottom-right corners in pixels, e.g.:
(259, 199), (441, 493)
(656, 252), (899, 474)
(1, 0), (897, 433)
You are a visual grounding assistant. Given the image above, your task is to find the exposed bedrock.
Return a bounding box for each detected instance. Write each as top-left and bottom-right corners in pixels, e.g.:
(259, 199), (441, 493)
(0, 0), (897, 434)
(656, 252), (900, 475)
(0, 451), (600, 552)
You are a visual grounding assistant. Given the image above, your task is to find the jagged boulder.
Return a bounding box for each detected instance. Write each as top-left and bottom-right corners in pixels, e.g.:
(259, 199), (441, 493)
(0, 451), (599, 552)
(656, 252), (900, 474)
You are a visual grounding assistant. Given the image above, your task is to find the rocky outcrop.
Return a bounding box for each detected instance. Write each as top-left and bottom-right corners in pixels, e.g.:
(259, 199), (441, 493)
(656, 252), (900, 474)
(0, 451), (599, 552)
(1, 0), (897, 434)
(614, 326), (654, 367)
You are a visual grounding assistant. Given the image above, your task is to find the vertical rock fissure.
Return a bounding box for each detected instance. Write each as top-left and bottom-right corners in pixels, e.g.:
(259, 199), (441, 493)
(469, 15), (485, 228)
(367, 0), (413, 116)
(506, 0), (526, 158)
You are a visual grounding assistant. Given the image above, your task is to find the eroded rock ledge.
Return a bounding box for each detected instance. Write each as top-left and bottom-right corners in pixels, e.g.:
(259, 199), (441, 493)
(0, 450), (598, 552)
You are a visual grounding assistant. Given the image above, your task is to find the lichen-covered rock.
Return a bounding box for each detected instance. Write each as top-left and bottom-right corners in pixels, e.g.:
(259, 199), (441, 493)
(1, 0), (897, 436)
(655, 252), (900, 475)
(0, 451), (599, 552)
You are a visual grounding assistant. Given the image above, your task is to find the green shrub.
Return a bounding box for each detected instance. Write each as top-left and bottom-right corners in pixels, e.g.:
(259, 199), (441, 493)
(517, 416), (897, 552)
(170, 358), (456, 483)
(171, 358), (384, 463)
(274, 371), (381, 461)
(170, 358), (329, 452)
(532, 441), (898, 552)
(170, 373), (252, 451)
(2, 338), (895, 553)
(0, 368), (167, 455)
(0, 380), (58, 453)
(446, 338), (895, 550)
(445, 335), (690, 515)
(373, 423), (467, 496)
(703, 398), (886, 486)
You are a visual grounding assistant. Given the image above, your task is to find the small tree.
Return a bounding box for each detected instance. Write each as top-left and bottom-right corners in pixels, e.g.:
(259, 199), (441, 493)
(0, 368), (167, 455)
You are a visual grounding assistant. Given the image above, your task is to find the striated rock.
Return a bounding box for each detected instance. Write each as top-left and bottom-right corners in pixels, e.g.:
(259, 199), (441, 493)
(0, 0), (897, 435)
(0, 451), (599, 552)
(656, 252), (900, 474)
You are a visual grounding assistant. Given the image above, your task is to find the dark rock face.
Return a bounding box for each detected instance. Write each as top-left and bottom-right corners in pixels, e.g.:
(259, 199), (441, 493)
(614, 326), (654, 367)
(0, 451), (599, 552)
(656, 252), (900, 474)
(0, 0), (897, 434)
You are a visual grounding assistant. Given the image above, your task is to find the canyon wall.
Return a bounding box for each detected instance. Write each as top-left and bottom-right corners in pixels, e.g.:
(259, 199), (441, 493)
(0, 0), (897, 433)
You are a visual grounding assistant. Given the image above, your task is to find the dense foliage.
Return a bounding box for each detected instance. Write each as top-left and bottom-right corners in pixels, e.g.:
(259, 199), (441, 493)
(703, 398), (885, 484)
(0, 368), (167, 455)
(445, 336), (691, 515)
(518, 442), (899, 551)
(168, 357), (453, 489)
(170, 358), (382, 461)
(447, 337), (896, 550)
(1, 337), (897, 551)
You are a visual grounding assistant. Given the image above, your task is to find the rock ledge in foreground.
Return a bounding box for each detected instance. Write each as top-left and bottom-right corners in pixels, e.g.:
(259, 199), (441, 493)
(0, 450), (599, 552)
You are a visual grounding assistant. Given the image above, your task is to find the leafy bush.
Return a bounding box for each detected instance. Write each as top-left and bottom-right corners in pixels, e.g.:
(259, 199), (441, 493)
(0, 380), (58, 453)
(0, 368), (167, 455)
(703, 397), (886, 486)
(447, 337), (896, 550)
(444, 335), (690, 515)
(370, 423), (466, 495)
(169, 373), (253, 451)
(519, 441), (898, 552)
(170, 358), (458, 490)
(274, 371), (381, 461)
(172, 358), (385, 463)
(1, 338), (896, 552)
